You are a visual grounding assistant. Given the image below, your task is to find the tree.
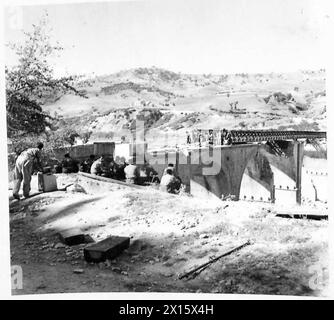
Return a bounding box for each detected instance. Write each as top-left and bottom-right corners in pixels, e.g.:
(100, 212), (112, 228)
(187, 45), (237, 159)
(61, 128), (80, 146)
(6, 14), (85, 139)
(80, 130), (92, 144)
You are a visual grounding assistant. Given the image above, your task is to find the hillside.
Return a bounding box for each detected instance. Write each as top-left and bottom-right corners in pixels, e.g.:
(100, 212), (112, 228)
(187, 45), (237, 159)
(43, 67), (327, 148)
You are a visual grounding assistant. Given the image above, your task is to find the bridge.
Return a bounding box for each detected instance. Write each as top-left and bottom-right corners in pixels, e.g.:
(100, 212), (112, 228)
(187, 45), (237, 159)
(147, 130), (327, 205)
(46, 130), (327, 205)
(188, 129), (326, 144)
(227, 130), (326, 143)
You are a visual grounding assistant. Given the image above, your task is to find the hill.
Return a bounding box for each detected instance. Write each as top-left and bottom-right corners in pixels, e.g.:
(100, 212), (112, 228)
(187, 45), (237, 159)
(42, 67), (327, 148)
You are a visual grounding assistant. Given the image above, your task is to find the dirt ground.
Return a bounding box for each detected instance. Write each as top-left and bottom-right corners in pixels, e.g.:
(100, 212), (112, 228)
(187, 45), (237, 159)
(9, 174), (329, 297)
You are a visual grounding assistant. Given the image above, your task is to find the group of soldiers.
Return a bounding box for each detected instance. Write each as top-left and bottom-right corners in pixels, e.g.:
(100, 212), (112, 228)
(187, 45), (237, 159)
(12, 128), (233, 200)
(186, 129), (232, 146)
(12, 143), (183, 199)
(85, 154), (182, 194)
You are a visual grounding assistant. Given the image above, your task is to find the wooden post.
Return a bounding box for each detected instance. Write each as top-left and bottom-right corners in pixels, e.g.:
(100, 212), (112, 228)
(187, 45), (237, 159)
(271, 184), (276, 203)
(187, 151), (192, 193)
(295, 141), (303, 205)
(175, 150), (179, 176)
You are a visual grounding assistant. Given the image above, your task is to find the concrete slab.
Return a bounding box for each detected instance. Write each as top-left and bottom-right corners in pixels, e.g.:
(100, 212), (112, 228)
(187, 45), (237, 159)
(84, 236), (130, 263)
(58, 228), (94, 246)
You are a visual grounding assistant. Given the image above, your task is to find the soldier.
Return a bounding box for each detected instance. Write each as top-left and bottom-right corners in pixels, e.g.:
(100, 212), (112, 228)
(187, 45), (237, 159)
(114, 161), (127, 180)
(221, 129), (226, 145)
(13, 142), (44, 200)
(186, 131), (191, 144)
(163, 163), (176, 176)
(198, 129), (203, 147)
(90, 155), (114, 178)
(222, 129), (232, 145)
(208, 129), (214, 145)
(61, 153), (79, 173)
(79, 154), (95, 173)
(160, 168), (180, 194)
(137, 162), (158, 185)
(124, 157), (139, 184)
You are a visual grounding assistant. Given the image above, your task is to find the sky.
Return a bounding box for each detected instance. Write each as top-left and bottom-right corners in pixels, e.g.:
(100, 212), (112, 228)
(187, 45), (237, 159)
(3, 0), (332, 76)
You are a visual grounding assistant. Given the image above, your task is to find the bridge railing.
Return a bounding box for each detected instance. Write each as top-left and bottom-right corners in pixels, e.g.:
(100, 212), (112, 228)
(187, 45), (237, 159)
(187, 130), (326, 146)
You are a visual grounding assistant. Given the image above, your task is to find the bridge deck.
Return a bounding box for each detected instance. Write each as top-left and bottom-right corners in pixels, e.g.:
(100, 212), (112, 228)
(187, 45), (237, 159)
(190, 129), (326, 145)
(229, 130), (326, 143)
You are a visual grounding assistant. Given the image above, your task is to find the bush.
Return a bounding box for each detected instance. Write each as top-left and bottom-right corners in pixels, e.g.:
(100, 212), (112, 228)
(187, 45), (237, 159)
(80, 130), (92, 144)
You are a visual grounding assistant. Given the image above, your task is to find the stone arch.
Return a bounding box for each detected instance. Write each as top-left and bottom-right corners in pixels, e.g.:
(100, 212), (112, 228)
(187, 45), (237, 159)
(239, 150), (274, 202)
(190, 145), (259, 200)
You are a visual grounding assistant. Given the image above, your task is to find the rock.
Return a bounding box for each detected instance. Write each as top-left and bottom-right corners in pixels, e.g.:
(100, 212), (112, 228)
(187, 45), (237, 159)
(66, 184), (86, 194)
(225, 279), (234, 287)
(36, 283), (47, 290)
(111, 267), (121, 273)
(55, 243), (66, 249)
(199, 234), (209, 239)
(104, 260), (112, 267)
(73, 269), (84, 274)
(163, 272), (173, 278)
(121, 271), (128, 276)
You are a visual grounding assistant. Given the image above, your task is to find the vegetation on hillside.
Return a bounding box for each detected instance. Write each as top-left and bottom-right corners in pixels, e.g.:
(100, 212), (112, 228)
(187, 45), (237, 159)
(5, 15), (85, 146)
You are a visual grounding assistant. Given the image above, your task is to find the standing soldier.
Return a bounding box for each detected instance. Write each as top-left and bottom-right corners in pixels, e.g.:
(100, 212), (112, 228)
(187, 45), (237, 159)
(12, 142), (44, 200)
(208, 129), (214, 146)
(222, 129), (232, 145)
(186, 131), (191, 144)
(221, 129), (226, 145)
(198, 129), (203, 147)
